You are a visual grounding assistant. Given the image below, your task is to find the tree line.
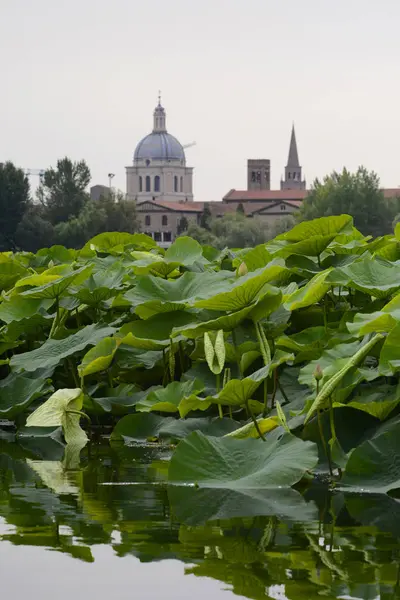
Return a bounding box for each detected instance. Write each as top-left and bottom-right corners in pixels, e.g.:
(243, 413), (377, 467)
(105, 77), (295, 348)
(0, 158), (140, 252)
(0, 158), (399, 252)
(182, 167), (400, 247)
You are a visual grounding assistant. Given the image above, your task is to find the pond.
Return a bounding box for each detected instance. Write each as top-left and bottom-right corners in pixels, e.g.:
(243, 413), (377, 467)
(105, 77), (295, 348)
(1, 437), (400, 600)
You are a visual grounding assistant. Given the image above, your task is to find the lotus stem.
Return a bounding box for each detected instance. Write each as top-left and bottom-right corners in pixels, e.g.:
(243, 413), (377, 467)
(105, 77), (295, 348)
(231, 329), (241, 377)
(317, 409), (332, 477)
(263, 379), (268, 417)
(246, 399), (266, 441)
(271, 370), (278, 410)
(277, 377), (289, 404)
(216, 372), (223, 418)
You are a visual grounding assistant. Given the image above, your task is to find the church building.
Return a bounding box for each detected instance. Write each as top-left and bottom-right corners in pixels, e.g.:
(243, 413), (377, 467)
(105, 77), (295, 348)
(126, 98), (194, 203)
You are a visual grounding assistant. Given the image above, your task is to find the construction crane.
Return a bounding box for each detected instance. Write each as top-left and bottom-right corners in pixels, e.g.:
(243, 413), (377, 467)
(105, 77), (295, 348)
(25, 169), (46, 184)
(182, 142), (196, 150)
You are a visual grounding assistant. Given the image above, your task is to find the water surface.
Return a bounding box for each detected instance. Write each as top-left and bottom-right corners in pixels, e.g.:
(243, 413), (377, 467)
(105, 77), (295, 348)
(1, 437), (400, 600)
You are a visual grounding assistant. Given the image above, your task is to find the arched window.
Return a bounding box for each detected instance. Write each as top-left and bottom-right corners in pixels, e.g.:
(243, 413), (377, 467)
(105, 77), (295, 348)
(146, 176), (151, 192)
(180, 176), (183, 192)
(139, 176), (143, 192)
(162, 215), (168, 226)
(145, 215), (151, 226)
(154, 175), (160, 192)
(174, 176), (178, 192)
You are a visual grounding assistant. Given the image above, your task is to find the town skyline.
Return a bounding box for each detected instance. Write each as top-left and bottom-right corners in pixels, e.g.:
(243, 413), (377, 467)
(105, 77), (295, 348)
(2, 0), (400, 202)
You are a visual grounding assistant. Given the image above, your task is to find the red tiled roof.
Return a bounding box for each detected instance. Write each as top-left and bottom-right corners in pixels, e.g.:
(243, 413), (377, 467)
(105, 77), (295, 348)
(383, 189), (400, 199)
(137, 200), (204, 212)
(223, 189), (308, 202)
(224, 188), (400, 202)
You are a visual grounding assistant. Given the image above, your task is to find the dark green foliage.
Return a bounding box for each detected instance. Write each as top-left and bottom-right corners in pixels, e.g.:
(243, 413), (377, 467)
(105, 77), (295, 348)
(298, 167), (398, 237)
(0, 162), (30, 250)
(40, 157), (91, 225)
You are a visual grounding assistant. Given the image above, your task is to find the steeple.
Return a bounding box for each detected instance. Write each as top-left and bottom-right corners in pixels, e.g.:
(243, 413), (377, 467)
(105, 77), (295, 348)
(153, 91), (167, 133)
(287, 123), (299, 167)
(281, 123), (306, 191)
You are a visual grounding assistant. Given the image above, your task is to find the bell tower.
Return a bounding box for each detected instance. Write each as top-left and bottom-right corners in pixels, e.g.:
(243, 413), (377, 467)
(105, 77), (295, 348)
(247, 159), (271, 191)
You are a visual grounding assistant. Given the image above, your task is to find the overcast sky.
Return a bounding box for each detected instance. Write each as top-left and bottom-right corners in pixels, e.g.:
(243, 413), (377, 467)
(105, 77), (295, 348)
(1, 0), (400, 202)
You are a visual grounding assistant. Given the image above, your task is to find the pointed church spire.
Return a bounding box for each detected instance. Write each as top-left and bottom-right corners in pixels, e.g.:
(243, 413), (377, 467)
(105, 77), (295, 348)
(153, 92), (167, 133)
(281, 123), (306, 191)
(287, 123), (300, 167)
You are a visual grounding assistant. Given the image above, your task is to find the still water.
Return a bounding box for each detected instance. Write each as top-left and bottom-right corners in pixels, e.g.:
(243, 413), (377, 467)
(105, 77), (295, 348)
(1, 435), (400, 600)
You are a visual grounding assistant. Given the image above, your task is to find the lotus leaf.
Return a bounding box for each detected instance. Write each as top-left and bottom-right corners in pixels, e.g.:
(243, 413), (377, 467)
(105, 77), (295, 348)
(168, 428), (318, 489)
(26, 388), (88, 446)
(10, 323), (116, 373)
(110, 413), (238, 444)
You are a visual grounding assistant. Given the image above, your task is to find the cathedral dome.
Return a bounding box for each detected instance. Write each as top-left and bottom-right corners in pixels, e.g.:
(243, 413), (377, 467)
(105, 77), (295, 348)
(134, 132), (185, 162)
(134, 98), (186, 163)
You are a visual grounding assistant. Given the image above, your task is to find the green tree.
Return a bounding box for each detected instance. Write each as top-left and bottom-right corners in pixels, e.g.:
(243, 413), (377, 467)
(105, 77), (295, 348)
(298, 167), (394, 237)
(185, 222), (219, 246)
(54, 192), (140, 249)
(40, 157), (91, 225)
(200, 204), (212, 230)
(211, 213), (268, 248)
(16, 206), (55, 252)
(177, 216), (189, 235)
(0, 162), (30, 250)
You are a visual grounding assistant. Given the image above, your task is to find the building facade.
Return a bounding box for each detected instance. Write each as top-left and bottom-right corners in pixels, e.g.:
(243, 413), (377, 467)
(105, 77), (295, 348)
(126, 99), (194, 203)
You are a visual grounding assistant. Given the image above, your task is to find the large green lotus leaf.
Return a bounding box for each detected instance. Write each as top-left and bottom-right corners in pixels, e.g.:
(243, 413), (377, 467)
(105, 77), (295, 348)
(15, 265), (67, 288)
(277, 214), (353, 242)
(194, 262), (288, 312)
(165, 236), (206, 266)
(168, 428), (318, 489)
(0, 297), (53, 324)
(125, 270), (234, 319)
(131, 257), (181, 277)
(20, 265), (92, 299)
(136, 379), (205, 413)
(327, 256), (400, 298)
(247, 286), (283, 322)
(26, 388), (88, 446)
(379, 322), (400, 375)
(171, 305), (254, 339)
(88, 384), (160, 415)
(0, 372), (53, 419)
(299, 340), (363, 388)
(340, 416), (400, 494)
(284, 270), (332, 311)
(10, 323), (116, 373)
(348, 292), (400, 337)
(178, 394), (212, 418)
(224, 417), (279, 439)
(168, 486), (318, 525)
(35, 245), (77, 265)
(276, 235), (340, 258)
(83, 231), (158, 253)
(110, 413), (238, 444)
(211, 365), (270, 407)
(71, 265), (126, 305)
(0, 257), (28, 291)
(235, 244), (272, 271)
(334, 384), (400, 421)
(120, 311), (194, 343)
(277, 326), (327, 354)
(78, 337), (119, 377)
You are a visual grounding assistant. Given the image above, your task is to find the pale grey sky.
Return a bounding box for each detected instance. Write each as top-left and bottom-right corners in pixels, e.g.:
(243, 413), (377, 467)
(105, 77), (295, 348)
(1, 0), (400, 201)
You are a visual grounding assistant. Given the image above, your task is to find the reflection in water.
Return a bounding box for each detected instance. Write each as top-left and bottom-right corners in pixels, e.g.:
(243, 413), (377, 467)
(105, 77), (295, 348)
(1, 438), (400, 599)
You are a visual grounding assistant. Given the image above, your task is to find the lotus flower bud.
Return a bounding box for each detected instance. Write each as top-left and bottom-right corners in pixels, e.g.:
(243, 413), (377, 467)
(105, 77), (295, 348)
(313, 364), (323, 381)
(237, 262), (248, 277)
